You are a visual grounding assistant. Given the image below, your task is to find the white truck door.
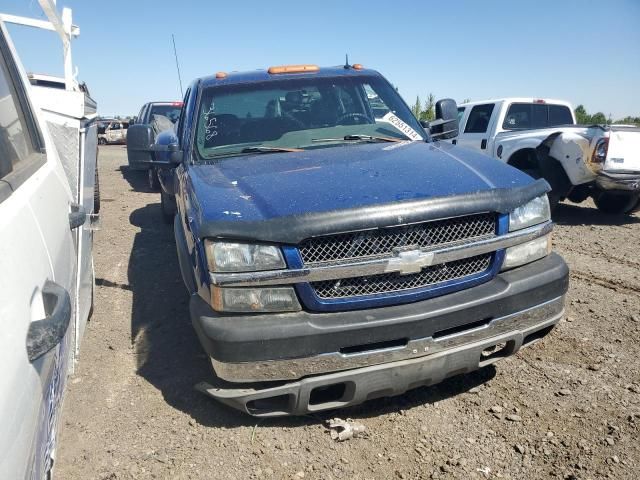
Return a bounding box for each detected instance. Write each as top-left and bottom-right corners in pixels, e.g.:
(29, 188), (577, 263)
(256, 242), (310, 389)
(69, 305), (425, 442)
(0, 32), (76, 480)
(456, 103), (498, 154)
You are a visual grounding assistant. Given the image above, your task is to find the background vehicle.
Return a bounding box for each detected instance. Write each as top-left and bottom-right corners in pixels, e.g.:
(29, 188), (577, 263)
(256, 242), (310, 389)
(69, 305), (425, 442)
(454, 98), (640, 214)
(130, 64), (569, 417)
(127, 101), (182, 190)
(0, 3), (98, 478)
(97, 119), (128, 145)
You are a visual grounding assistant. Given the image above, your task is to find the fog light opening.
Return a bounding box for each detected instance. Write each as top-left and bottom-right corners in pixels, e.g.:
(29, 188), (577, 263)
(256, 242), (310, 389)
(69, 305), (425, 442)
(479, 340), (515, 366)
(309, 383), (347, 406)
(246, 394), (292, 415)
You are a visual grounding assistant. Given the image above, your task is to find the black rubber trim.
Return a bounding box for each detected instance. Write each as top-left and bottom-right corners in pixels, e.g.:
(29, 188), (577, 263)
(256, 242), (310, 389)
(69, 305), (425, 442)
(174, 214), (196, 294)
(197, 179), (550, 244)
(191, 252), (568, 363)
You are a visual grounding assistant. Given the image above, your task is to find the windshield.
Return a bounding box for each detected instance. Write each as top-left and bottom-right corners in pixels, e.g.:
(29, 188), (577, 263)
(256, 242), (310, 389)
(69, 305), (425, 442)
(150, 104), (182, 123)
(195, 74), (426, 159)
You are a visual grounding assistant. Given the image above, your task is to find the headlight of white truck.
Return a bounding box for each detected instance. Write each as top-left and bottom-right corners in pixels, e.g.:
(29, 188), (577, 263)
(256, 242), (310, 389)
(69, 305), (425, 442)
(503, 195), (552, 270)
(205, 241), (286, 272)
(508, 195), (550, 231)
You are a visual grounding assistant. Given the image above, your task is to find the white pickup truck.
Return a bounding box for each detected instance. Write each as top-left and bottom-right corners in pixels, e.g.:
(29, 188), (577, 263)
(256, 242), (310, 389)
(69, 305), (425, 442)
(453, 98), (640, 215)
(0, 2), (98, 478)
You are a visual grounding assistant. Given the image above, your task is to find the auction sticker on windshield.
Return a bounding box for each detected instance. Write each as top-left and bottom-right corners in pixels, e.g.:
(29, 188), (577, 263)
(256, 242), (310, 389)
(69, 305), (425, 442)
(380, 112), (423, 141)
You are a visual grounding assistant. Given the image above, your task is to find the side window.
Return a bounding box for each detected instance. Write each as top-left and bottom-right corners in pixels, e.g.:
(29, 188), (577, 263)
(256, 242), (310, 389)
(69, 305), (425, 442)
(110, 123), (121, 130)
(464, 104), (495, 133)
(532, 104), (547, 129)
(0, 47), (38, 182)
(140, 104), (150, 124)
(176, 88), (190, 141)
(457, 107), (466, 126)
(503, 103), (531, 130)
(549, 105), (573, 126)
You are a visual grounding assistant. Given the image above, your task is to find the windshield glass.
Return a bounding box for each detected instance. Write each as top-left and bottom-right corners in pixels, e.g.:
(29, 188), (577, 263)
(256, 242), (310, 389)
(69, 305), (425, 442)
(150, 104), (182, 123)
(195, 74), (426, 159)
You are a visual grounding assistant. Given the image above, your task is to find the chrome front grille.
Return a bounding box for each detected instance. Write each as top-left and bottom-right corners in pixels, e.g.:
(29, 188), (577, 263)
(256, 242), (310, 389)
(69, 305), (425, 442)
(298, 213), (497, 266)
(297, 213), (498, 301)
(311, 254), (493, 299)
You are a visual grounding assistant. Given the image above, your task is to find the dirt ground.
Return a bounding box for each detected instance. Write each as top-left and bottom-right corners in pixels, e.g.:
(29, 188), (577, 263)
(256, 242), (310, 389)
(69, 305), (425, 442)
(56, 146), (640, 480)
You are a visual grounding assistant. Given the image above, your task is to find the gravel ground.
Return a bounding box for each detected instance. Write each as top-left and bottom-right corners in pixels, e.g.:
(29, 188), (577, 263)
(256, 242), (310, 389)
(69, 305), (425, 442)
(56, 146), (640, 480)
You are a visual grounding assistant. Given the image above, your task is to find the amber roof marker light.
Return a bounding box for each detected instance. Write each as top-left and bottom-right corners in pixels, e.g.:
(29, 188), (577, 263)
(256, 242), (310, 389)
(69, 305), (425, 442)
(267, 64), (320, 74)
(215, 72), (228, 79)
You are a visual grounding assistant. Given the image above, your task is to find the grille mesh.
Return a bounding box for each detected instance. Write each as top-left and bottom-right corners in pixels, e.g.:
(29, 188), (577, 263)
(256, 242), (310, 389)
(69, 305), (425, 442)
(298, 213), (496, 266)
(311, 254), (493, 299)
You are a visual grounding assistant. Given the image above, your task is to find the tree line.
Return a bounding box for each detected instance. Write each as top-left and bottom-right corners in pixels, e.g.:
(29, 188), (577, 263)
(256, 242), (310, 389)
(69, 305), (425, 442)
(574, 105), (639, 126)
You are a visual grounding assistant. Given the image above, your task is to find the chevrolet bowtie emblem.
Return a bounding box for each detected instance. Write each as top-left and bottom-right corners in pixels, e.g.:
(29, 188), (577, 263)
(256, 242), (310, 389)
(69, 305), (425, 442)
(385, 248), (435, 275)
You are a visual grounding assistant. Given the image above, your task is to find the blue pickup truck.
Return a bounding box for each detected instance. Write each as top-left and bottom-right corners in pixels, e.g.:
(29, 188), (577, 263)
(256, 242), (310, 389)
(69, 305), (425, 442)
(128, 64), (569, 417)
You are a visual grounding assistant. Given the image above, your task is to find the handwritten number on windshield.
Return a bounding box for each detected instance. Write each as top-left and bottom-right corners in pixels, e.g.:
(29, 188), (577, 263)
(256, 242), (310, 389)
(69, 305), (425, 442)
(203, 103), (218, 141)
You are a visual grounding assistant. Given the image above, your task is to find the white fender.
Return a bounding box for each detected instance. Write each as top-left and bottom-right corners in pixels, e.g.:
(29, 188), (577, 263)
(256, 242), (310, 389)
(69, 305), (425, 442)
(548, 132), (596, 185)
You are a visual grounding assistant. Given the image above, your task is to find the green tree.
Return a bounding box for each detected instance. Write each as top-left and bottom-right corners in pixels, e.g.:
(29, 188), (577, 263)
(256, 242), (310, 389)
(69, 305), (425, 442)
(590, 112), (607, 125)
(421, 93), (436, 122)
(574, 105), (590, 124)
(615, 116), (640, 125)
(462, 98), (471, 104)
(411, 96), (422, 119)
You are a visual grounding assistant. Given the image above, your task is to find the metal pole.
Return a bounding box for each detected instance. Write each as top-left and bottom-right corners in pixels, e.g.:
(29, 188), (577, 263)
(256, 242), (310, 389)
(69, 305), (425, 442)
(172, 34), (184, 98)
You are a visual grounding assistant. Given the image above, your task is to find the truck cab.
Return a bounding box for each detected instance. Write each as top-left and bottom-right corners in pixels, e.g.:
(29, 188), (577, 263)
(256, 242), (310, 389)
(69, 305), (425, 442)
(455, 98), (575, 154)
(454, 98), (640, 214)
(131, 64), (569, 417)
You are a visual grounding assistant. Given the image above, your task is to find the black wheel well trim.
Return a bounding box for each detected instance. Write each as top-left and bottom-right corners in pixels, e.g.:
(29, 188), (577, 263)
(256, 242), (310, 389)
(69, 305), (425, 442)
(174, 214), (197, 294)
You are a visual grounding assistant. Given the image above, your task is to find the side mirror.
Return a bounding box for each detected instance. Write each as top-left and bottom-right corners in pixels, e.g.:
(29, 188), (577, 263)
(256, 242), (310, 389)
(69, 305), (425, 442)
(168, 143), (182, 166)
(428, 98), (459, 140)
(151, 142), (182, 166)
(126, 124), (154, 164)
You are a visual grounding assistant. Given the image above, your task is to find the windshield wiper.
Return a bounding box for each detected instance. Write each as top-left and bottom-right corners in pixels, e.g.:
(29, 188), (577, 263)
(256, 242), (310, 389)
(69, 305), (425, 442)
(312, 134), (404, 144)
(241, 146), (304, 154)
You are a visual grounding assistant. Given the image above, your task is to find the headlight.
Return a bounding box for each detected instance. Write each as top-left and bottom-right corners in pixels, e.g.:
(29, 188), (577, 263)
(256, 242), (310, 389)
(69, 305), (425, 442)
(205, 241), (286, 272)
(509, 195), (550, 231)
(501, 234), (552, 270)
(592, 138), (608, 164)
(212, 286), (301, 313)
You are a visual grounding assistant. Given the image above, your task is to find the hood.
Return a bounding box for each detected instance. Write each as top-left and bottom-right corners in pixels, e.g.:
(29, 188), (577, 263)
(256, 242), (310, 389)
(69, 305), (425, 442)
(189, 141), (547, 243)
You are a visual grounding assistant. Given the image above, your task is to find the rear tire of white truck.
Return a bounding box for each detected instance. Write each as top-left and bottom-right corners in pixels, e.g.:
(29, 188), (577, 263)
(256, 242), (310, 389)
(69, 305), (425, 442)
(594, 191), (639, 215)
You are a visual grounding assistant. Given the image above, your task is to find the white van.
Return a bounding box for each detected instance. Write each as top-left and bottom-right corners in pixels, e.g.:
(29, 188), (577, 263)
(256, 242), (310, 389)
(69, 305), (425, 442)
(0, 2), (98, 478)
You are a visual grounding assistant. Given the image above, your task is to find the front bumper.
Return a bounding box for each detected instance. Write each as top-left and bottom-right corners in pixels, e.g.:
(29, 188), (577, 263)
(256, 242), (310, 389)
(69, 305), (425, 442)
(596, 171), (640, 192)
(197, 301), (562, 416)
(192, 252), (567, 383)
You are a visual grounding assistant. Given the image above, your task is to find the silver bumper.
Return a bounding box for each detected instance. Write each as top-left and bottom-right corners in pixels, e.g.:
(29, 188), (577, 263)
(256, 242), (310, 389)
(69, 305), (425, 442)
(596, 171), (640, 192)
(210, 296), (564, 383)
(199, 296), (563, 416)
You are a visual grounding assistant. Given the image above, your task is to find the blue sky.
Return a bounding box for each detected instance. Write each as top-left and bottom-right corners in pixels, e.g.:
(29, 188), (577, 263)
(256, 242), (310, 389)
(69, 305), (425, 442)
(3, 0), (639, 118)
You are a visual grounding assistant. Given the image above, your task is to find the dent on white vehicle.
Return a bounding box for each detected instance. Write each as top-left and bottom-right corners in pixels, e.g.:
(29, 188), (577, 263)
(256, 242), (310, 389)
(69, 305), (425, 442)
(548, 131), (596, 185)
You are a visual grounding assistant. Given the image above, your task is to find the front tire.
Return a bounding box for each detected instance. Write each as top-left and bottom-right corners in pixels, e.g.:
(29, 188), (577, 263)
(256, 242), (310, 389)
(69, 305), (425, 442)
(161, 191), (175, 224)
(94, 167), (101, 214)
(594, 191), (639, 215)
(148, 168), (160, 191)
